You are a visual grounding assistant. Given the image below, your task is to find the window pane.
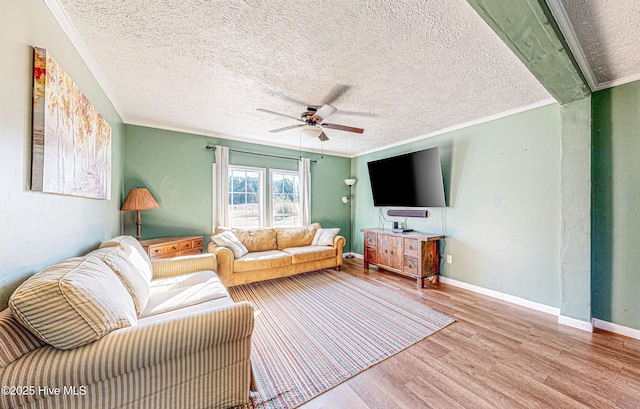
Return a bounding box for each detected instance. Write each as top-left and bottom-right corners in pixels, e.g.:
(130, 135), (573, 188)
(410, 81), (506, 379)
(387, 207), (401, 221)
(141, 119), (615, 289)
(271, 170), (302, 227)
(227, 166), (263, 228)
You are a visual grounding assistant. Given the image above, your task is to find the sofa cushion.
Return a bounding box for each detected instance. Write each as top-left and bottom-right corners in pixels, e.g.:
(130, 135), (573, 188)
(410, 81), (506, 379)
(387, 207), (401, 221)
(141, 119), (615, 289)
(0, 308), (44, 368)
(275, 223), (320, 250)
(312, 228), (340, 246)
(90, 247), (150, 316)
(212, 230), (248, 258)
(9, 255), (137, 350)
(283, 246), (337, 264)
(233, 250), (292, 273)
(141, 270), (229, 317)
(100, 235), (153, 283)
(214, 227), (278, 252)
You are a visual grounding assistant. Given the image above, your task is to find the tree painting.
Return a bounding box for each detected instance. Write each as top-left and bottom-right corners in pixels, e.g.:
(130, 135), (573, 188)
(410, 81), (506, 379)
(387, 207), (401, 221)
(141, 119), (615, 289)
(31, 47), (111, 199)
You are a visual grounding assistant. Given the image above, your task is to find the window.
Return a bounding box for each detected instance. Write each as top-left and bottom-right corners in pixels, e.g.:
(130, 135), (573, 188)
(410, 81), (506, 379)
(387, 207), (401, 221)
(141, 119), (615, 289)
(228, 166), (264, 228)
(271, 170), (301, 227)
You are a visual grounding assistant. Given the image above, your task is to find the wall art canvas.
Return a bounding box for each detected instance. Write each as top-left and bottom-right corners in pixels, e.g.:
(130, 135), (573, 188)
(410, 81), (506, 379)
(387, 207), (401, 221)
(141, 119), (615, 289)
(31, 47), (111, 200)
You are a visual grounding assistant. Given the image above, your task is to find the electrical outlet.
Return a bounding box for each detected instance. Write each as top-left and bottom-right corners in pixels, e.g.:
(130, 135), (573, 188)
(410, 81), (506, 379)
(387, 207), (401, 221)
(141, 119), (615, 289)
(446, 255), (452, 264)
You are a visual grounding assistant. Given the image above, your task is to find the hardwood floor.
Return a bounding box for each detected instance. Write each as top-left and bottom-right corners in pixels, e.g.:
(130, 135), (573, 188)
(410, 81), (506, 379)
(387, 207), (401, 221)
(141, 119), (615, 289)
(299, 258), (640, 409)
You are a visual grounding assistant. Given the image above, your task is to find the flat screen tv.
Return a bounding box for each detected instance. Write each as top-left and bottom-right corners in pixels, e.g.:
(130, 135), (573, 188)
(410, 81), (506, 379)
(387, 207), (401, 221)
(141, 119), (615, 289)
(367, 147), (446, 207)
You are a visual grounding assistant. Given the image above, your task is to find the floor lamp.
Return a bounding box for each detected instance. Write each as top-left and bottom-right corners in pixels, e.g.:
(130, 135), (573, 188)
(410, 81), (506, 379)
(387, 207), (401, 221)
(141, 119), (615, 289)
(343, 178), (356, 258)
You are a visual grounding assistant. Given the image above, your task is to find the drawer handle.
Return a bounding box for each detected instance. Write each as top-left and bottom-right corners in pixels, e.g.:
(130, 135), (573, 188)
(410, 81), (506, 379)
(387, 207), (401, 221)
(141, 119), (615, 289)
(409, 245), (413, 250)
(385, 250), (388, 253)
(408, 264), (413, 269)
(390, 250), (394, 255)
(171, 246), (177, 250)
(185, 244), (190, 248)
(155, 249), (161, 253)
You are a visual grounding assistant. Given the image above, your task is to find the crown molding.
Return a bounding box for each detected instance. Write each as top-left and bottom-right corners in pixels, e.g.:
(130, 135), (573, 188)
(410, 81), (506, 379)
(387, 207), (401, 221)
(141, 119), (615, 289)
(546, 0), (597, 92)
(44, 0), (126, 121)
(354, 99), (557, 158)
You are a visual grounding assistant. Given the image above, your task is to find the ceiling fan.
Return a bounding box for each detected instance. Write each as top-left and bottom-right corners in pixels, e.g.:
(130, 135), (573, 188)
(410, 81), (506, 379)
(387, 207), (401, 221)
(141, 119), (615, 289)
(257, 104), (364, 141)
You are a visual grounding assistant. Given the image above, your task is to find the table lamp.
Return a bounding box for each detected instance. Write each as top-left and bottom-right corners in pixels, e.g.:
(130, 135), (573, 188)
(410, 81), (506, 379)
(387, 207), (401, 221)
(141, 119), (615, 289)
(121, 187), (160, 240)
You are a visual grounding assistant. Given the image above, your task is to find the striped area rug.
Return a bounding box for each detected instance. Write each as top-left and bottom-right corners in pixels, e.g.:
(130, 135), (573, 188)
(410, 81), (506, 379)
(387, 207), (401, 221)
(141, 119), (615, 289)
(228, 269), (455, 409)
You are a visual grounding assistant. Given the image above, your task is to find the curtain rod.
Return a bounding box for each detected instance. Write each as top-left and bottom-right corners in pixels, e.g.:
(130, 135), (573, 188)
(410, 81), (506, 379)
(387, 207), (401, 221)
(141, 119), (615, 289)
(206, 146), (317, 163)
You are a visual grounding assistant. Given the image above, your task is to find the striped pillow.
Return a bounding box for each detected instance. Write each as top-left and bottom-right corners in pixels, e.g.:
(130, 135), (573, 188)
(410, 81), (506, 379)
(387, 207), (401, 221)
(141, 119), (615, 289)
(0, 308), (44, 367)
(8, 254), (137, 350)
(91, 247), (150, 316)
(212, 230), (249, 259)
(100, 235), (153, 283)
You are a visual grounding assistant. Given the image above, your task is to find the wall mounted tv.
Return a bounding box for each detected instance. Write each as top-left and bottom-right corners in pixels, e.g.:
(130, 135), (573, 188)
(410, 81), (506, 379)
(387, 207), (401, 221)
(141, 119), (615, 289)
(367, 147), (446, 207)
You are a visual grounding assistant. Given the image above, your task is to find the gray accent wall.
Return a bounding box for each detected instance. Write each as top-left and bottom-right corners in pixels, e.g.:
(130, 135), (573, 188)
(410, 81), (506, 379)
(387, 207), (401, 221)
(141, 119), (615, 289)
(352, 104), (562, 308)
(0, 0), (124, 309)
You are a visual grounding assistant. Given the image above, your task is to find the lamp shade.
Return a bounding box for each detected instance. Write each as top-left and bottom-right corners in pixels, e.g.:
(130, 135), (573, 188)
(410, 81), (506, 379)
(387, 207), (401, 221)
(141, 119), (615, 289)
(344, 178), (356, 186)
(121, 188), (160, 211)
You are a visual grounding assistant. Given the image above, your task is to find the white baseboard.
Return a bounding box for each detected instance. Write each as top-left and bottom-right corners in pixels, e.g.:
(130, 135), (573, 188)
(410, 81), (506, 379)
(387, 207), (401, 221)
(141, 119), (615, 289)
(438, 276), (561, 316)
(351, 264), (640, 339)
(558, 315), (593, 332)
(592, 318), (640, 340)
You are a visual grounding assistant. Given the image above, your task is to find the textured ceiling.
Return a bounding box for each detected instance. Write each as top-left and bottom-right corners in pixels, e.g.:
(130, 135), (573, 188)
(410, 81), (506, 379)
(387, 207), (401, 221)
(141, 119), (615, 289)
(550, 0), (640, 90)
(55, 0), (554, 157)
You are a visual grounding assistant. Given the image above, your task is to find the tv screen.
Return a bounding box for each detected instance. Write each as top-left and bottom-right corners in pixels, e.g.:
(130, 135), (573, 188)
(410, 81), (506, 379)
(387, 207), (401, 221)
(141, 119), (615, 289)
(367, 147), (446, 207)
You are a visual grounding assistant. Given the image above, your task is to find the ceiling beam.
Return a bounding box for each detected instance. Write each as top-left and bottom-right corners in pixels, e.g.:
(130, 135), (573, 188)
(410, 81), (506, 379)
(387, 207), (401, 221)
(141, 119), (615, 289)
(466, 0), (590, 104)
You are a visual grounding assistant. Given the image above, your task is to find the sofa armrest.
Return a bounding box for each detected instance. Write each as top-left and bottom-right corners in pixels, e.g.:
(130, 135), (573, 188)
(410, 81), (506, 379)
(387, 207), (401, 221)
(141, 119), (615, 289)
(0, 302), (254, 408)
(208, 245), (234, 287)
(151, 253), (217, 279)
(334, 235), (345, 266)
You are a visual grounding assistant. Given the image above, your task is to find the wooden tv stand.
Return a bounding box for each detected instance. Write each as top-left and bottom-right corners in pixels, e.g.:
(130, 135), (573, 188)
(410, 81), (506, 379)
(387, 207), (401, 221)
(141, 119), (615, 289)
(361, 228), (444, 288)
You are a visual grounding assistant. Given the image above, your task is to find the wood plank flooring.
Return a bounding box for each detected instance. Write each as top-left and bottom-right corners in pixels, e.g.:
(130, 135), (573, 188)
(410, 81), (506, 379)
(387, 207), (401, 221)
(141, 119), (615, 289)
(298, 259), (640, 409)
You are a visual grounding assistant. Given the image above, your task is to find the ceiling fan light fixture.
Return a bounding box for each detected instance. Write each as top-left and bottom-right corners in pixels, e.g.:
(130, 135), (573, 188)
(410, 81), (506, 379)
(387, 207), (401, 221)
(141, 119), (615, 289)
(300, 124), (322, 139)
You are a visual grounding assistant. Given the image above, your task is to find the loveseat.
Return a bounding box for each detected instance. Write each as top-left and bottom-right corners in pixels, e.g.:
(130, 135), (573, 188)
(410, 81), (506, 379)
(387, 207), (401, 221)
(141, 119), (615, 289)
(208, 224), (345, 287)
(0, 236), (254, 409)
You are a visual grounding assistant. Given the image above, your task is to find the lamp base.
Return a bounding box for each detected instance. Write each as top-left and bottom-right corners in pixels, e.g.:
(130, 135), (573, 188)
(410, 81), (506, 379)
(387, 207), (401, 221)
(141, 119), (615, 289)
(135, 210), (142, 240)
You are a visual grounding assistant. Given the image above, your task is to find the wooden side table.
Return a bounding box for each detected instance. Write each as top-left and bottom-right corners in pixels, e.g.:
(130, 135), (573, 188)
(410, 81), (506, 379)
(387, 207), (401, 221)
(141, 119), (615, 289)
(139, 236), (203, 259)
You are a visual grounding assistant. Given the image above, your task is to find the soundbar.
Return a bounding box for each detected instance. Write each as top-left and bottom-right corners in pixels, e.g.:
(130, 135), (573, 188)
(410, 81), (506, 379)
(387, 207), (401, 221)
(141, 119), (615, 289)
(387, 209), (428, 218)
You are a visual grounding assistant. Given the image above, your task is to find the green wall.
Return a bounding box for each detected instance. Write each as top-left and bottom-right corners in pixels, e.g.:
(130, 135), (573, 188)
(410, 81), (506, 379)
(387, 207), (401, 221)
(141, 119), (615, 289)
(123, 125), (352, 249)
(352, 104), (562, 307)
(592, 80), (640, 330)
(0, 0), (124, 308)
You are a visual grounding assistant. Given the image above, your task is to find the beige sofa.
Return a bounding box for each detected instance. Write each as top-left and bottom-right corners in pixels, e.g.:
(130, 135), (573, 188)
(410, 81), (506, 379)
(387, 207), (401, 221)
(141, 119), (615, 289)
(0, 236), (254, 409)
(208, 224), (345, 287)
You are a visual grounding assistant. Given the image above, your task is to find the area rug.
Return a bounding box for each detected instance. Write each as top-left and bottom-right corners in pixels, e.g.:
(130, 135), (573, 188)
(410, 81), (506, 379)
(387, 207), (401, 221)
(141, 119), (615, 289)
(228, 269), (455, 409)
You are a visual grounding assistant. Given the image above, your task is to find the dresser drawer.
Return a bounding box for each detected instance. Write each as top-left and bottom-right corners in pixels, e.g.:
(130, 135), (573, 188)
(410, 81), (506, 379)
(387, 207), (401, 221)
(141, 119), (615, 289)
(403, 255), (418, 276)
(364, 246), (377, 263)
(404, 238), (419, 256)
(364, 232), (377, 247)
(141, 236), (204, 260)
(148, 245), (167, 257)
(180, 241), (194, 251)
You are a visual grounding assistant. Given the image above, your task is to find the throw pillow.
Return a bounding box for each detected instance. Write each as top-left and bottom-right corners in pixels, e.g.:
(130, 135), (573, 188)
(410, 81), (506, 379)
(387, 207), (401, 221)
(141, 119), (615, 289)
(312, 228), (340, 246)
(91, 247), (151, 316)
(212, 230), (249, 258)
(99, 236), (153, 283)
(9, 254), (137, 350)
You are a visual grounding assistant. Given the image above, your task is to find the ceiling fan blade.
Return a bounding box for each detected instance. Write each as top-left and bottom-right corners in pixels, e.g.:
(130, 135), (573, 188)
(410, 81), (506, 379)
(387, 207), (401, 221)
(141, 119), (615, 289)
(269, 124), (304, 133)
(318, 131), (329, 142)
(257, 108), (304, 122)
(320, 122), (364, 134)
(311, 104), (337, 122)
